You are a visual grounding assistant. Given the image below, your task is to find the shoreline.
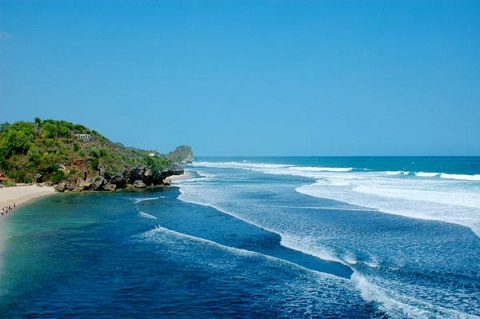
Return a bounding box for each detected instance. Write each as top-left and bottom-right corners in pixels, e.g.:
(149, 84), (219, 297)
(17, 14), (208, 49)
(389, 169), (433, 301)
(0, 171), (191, 214)
(166, 170), (192, 183)
(0, 185), (56, 215)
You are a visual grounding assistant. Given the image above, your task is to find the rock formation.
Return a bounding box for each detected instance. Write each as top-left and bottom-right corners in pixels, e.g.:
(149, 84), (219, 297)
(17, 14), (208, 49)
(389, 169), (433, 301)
(55, 164), (184, 192)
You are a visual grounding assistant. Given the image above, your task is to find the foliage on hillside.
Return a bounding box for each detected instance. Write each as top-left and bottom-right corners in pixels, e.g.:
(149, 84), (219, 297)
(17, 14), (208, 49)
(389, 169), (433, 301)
(0, 118), (172, 184)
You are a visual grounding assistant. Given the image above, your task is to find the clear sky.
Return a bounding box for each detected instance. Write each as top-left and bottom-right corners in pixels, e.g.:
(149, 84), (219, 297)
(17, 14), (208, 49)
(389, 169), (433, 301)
(1, 0), (479, 156)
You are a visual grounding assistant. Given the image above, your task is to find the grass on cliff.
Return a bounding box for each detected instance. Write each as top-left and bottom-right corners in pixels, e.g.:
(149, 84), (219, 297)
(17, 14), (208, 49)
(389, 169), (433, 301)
(0, 118), (172, 184)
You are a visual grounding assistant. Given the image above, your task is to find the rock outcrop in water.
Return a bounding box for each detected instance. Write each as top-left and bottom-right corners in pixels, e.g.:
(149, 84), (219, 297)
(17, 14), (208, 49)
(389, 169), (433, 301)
(166, 145), (194, 164)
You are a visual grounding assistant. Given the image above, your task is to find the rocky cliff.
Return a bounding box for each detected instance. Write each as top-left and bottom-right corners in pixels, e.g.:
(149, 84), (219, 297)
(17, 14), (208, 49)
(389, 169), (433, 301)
(55, 163), (184, 192)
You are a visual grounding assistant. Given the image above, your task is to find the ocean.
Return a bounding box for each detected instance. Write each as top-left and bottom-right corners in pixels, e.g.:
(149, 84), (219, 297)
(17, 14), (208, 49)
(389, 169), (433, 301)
(0, 157), (479, 318)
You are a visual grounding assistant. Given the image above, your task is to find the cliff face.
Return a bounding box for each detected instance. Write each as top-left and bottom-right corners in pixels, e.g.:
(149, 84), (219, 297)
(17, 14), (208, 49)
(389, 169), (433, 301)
(55, 163), (184, 192)
(0, 119), (190, 192)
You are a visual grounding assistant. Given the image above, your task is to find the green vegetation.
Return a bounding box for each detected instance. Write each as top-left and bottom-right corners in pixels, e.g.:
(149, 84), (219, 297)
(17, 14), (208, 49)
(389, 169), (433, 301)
(0, 118), (175, 184)
(2, 180), (16, 187)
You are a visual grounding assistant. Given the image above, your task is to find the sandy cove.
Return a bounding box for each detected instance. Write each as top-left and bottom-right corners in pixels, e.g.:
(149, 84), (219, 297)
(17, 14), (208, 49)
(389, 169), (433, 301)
(165, 170), (192, 183)
(0, 171), (191, 214)
(0, 185), (56, 212)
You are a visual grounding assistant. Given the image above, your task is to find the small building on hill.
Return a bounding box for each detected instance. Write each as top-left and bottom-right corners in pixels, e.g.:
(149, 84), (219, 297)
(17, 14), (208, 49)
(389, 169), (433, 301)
(75, 134), (92, 142)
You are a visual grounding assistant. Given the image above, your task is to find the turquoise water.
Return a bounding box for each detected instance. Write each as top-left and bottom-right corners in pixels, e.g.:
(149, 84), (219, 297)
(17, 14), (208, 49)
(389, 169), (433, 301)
(0, 157), (479, 318)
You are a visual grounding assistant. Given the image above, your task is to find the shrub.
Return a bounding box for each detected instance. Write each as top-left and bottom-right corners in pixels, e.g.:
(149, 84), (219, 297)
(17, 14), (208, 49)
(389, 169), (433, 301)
(99, 148), (108, 157)
(2, 180), (16, 187)
(51, 171), (66, 184)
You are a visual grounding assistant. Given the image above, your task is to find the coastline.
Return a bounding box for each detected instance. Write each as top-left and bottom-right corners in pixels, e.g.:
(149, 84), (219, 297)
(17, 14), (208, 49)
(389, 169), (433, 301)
(0, 185), (56, 214)
(166, 170), (192, 183)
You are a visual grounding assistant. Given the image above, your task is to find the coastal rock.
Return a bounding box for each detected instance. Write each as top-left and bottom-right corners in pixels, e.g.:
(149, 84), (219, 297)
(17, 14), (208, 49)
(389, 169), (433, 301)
(80, 180), (92, 190)
(53, 157), (186, 193)
(126, 166), (152, 186)
(106, 173), (126, 189)
(132, 180), (146, 188)
(180, 154), (194, 165)
(166, 163), (184, 175)
(92, 176), (105, 191)
(103, 183), (116, 192)
(34, 173), (43, 183)
(55, 181), (68, 192)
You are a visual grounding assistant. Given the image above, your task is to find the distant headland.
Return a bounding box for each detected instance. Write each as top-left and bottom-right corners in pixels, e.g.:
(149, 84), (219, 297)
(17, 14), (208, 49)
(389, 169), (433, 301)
(0, 118), (193, 192)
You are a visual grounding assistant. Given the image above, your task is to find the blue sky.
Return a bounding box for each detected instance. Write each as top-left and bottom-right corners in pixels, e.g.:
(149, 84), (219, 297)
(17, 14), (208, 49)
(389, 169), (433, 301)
(1, 0), (479, 156)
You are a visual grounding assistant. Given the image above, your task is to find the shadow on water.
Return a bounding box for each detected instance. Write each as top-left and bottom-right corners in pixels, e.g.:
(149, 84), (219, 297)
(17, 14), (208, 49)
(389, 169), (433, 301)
(138, 188), (353, 279)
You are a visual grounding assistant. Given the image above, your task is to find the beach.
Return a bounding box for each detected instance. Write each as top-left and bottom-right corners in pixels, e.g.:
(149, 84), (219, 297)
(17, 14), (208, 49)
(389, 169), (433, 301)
(0, 174), (189, 213)
(165, 170), (192, 183)
(0, 185), (56, 213)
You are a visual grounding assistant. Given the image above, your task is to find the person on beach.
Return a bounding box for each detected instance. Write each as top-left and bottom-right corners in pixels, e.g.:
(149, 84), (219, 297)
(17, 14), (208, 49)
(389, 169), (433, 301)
(1, 203), (16, 216)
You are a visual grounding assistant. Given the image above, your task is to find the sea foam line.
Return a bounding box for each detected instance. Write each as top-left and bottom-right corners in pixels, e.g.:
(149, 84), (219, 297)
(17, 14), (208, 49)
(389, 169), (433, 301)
(191, 161), (353, 174)
(415, 172), (480, 181)
(139, 211), (157, 220)
(139, 224), (346, 281)
(440, 173), (480, 181)
(297, 182), (480, 237)
(134, 197), (160, 204)
(351, 273), (479, 319)
(194, 161), (480, 183)
(177, 187), (350, 267)
(289, 166), (353, 172)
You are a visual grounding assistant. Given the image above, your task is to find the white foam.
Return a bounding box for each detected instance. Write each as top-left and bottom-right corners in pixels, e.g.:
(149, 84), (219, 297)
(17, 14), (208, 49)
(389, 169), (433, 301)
(191, 161), (353, 180)
(280, 234), (345, 265)
(191, 161), (291, 170)
(364, 259), (380, 269)
(415, 172), (440, 178)
(139, 211), (157, 220)
(189, 161), (480, 236)
(351, 272), (479, 319)
(413, 172), (480, 181)
(440, 173), (480, 181)
(134, 197), (159, 204)
(343, 252), (358, 265)
(289, 166), (353, 173)
(386, 171), (409, 176)
(177, 183), (349, 268)
(353, 185), (480, 209)
(140, 225), (343, 279)
(297, 177), (480, 237)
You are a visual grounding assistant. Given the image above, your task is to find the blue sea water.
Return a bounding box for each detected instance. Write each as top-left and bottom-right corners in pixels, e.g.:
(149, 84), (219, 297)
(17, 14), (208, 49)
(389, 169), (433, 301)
(0, 157), (479, 318)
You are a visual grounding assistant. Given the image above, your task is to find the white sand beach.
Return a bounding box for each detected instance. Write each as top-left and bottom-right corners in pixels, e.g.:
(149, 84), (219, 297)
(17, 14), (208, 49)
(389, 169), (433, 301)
(0, 185), (56, 213)
(166, 171), (192, 183)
